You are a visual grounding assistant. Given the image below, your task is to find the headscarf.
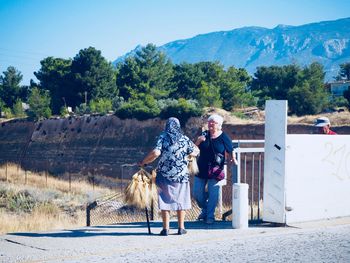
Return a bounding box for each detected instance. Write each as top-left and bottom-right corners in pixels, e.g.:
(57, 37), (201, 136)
(165, 117), (182, 143)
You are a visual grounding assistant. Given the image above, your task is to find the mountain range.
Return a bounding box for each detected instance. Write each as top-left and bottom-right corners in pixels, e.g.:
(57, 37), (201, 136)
(114, 17), (350, 81)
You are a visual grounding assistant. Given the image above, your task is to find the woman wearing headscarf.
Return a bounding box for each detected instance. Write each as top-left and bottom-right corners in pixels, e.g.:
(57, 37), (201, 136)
(139, 117), (199, 236)
(193, 114), (238, 224)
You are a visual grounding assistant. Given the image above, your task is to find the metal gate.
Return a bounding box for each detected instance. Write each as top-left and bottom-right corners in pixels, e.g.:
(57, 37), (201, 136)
(232, 140), (264, 223)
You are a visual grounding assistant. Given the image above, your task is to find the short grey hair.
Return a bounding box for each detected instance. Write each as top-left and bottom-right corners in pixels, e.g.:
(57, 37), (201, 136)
(208, 114), (224, 126)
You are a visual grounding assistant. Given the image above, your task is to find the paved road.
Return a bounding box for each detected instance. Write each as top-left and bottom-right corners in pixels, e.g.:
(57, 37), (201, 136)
(1, 217), (350, 263)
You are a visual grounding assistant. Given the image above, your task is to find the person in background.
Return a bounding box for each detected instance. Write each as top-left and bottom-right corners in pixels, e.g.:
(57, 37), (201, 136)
(139, 117), (199, 236)
(314, 116), (337, 135)
(193, 114), (238, 224)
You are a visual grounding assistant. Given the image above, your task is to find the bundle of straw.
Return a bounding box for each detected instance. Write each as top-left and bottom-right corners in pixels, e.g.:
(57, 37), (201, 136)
(188, 156), (199, 176)
(124, 168), (158, 209)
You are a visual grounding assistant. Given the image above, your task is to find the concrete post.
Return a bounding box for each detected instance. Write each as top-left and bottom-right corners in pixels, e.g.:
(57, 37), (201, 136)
(232, 183), (249, 229)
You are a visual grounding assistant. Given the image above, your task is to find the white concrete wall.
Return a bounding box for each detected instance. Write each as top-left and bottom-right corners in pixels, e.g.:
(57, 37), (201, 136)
(263, 99), (350, 224)
(263, 100), (287, 223)
(285, 135), (350, 224)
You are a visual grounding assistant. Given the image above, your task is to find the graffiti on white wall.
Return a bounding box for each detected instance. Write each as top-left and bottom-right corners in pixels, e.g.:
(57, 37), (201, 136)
(322, 142), (350, 181)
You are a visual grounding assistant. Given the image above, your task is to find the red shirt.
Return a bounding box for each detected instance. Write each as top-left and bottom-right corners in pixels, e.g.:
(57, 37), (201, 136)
(327, 130), (337, 135)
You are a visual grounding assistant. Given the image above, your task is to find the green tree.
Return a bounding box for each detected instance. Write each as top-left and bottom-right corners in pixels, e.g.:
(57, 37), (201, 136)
(116, 44), (174, 100)
(71, 47), (118, 105)
(12, 99), (26, 118)
(288, 62), (329, 115)
(34, 57), (72, 114)
(336, 62), (350, 80)
(196, 61), (225, 85)
(288, 83), (317, 116)
(170, 63), (205, 99)
(220, 67), (255, 110)
(197, 81), (222, 108)
(0, 66), (24, 108)
(27, 87), (52, 120)
(170, 61), (225, 101)
(250, 64), (300, 107)
(115, 56), (141, 100)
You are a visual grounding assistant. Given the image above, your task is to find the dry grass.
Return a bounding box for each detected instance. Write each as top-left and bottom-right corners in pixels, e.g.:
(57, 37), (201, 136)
(287, 111), (350, 126)
(0, 207), (85, 234)
(0, 163), (114, 234)
(204, 107), (350, 126)
(0, 163), (113, 196)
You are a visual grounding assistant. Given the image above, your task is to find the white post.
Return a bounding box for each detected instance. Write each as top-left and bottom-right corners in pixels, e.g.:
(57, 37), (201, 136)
(263, 100), (287, 224)
(232, 183), (249, 229)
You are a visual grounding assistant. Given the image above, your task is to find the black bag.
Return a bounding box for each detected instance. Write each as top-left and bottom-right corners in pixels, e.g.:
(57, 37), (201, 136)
(208, 135), (225, 181)
(214, 152), (224, 166)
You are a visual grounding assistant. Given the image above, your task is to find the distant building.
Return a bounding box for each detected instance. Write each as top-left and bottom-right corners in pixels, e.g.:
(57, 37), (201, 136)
(329, 81), (350, 97)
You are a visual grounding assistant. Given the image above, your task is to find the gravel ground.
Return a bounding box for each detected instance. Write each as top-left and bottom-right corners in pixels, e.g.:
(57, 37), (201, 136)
(1, 217), (350, 263)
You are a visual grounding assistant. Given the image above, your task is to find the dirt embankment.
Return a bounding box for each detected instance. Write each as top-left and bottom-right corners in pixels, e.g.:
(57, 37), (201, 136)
(0, 112), (349, 178)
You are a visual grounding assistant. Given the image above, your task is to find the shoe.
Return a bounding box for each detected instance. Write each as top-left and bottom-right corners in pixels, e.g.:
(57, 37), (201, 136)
(205, 218), (214, 224)
(197, 213), (206, 221)
(178, 228), (187, 235)
(160, 229), (169, 236)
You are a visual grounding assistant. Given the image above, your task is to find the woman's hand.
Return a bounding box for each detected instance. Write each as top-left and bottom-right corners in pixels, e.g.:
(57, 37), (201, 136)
(230, 157), (238, 166)
(195, 135), (206, 146)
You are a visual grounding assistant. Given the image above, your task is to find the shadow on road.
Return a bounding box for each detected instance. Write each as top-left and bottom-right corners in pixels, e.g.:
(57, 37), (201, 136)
(7, 220), (244, 238)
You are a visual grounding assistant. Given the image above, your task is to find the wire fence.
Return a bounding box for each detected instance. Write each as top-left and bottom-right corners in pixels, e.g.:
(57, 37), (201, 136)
(87, 140), (266, 227)
(1, 140), (265, 226)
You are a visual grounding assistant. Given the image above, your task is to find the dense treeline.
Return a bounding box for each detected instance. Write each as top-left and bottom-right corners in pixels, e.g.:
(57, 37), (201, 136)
(1, 44), (350, 123)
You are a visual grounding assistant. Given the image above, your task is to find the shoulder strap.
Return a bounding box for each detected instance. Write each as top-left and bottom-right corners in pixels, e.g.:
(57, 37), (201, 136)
(208, 134), (216, 155)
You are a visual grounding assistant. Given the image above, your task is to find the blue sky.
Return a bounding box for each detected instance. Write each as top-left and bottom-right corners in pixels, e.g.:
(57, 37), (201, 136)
(1, 0), (349, 84)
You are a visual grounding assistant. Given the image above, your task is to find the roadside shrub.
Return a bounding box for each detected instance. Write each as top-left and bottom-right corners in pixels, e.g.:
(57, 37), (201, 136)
(112, 96), (125, 111)
(157, 98), (178, 110)
(6, 190), (37, 213)
(159, 98), (203, 125)
(60, 106), (69, 117)
(75, 103), (89, 115)
(232, 111), (247, 119)
(1, 107), (13, 118)
(329, 96), (349, 110)
(115, 94), (160, 120)
(89, 98), (113, 114)
(12, 99), (26, 118)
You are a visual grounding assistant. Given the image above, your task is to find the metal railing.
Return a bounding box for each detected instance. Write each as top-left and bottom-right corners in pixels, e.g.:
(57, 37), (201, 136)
(86, 140), (266, 226)
(233, 140), (265, 223)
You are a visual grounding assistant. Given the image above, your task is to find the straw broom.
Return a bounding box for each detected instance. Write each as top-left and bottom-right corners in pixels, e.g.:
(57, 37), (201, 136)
(150, 169), (158, 202)
(124, 168), (158, 209)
